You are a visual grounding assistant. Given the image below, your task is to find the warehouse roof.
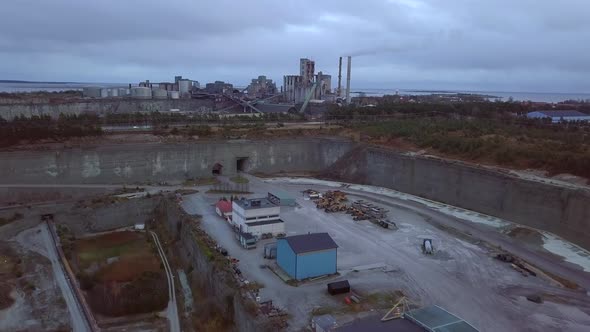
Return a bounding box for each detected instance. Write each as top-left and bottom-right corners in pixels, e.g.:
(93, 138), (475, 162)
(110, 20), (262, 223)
(268, 189), (293, 200)
(284, 233), (338, 254)
(335, 315), (424, 332)
(215, 200), (232, 213)
(234, 198), (275, 210)
(405, 305), (479, 332)
(531, 110), (589, 117)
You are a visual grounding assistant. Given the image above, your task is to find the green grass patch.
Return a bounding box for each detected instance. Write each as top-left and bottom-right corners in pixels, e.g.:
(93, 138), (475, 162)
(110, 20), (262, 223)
(76, 232), (147, 270)
(229, 176), (249, 184)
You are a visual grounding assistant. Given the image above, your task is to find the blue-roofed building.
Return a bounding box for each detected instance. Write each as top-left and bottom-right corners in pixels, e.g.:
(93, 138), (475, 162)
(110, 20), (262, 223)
(527, 110), (590, 123)
(277, 233), (338, 280)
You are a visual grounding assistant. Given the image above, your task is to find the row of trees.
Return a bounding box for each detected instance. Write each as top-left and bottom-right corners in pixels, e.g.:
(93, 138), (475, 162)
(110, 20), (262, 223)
(0, 114), (102, 146)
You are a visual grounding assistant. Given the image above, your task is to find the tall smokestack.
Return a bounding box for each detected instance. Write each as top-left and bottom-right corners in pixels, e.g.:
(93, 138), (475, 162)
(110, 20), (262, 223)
(346, 56), (352, 104)
(337, 57), (342, 97)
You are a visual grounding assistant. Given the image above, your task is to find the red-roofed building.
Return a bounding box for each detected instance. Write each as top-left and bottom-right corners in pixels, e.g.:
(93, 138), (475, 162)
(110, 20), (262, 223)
(215, 200), (233, 221)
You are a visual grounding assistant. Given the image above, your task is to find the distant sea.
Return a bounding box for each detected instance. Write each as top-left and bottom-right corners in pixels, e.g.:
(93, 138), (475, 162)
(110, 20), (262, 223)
(355, 89), (590, 103)
(0, 82), (127, 93)
(1, 82), (589, 103)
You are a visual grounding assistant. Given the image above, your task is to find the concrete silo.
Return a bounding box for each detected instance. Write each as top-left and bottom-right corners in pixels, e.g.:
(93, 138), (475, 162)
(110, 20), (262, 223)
(131, 87), (152, 99)
(108, 88), (119, 97)
(179, 79), (191, 98)
(168, 91), (179, 99)
(100, 88), (109, 98)
(152, 88), (168, 99)
(118, 88), (129, 97)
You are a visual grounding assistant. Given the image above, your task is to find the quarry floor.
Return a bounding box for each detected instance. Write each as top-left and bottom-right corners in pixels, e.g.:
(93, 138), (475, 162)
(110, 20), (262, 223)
(181, 175), (590, 332)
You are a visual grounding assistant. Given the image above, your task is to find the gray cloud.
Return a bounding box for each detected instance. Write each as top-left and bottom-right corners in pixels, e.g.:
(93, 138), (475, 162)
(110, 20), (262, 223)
(0, 0), (588, 92)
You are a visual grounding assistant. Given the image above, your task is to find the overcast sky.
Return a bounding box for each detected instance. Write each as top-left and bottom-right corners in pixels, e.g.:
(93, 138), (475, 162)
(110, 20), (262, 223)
(1, 0), (589, 92)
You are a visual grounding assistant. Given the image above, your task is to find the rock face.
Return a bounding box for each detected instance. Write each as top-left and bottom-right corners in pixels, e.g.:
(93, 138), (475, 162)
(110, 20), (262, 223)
(0, 138), (353, 184)
(327, 146), (590, 250)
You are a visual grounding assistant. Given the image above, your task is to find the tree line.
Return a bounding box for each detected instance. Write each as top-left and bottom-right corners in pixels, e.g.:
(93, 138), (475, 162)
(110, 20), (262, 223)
(0, 114), (102, 146)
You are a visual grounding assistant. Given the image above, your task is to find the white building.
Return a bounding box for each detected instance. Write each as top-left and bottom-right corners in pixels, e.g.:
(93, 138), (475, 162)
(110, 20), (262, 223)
(527, 110), (590, 123)
(232, 198), (285, 237)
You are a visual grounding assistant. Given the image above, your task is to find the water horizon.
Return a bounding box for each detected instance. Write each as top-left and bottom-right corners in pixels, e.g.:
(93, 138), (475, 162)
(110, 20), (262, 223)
(1, 81), (588, 103)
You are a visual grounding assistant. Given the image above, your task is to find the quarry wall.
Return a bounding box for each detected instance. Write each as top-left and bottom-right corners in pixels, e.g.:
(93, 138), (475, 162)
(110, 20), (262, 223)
(0, 98), (214, 119)
(0, 139), (353, 184)
(155, 198), (275, 332)
(2, 138), (589, 249)
(331, 146), (590, 250)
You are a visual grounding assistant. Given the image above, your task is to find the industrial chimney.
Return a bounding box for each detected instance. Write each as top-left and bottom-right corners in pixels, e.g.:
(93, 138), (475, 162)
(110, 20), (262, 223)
(346, 56), (352, 104)
(337, 57), (342, 97)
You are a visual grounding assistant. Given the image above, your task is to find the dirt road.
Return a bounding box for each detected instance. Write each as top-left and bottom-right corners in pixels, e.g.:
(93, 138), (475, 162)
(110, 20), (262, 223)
(41, 223), (91, 332)
(150, 231), (180, 332)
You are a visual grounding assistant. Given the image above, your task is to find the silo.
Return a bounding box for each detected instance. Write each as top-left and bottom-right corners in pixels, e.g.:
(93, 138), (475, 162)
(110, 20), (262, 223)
(152, 88), (168, 99)
(118, 88), (128, 97)
(100, 88), (109, 98)
(131, 87), (152, 99)
(168, 91), (179, 99)
(83, 87), (102, 98)
(179, 79), (191, 97)
(109, 88), (119, 97)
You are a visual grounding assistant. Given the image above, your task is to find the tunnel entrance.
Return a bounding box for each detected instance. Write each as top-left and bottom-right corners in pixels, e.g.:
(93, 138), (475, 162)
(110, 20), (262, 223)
(236, 157), (249, 172)
(212, 163), (223, 176)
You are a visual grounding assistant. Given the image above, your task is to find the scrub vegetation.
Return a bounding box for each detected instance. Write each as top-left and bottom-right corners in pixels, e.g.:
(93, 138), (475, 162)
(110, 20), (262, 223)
(328, 102), (590, 179)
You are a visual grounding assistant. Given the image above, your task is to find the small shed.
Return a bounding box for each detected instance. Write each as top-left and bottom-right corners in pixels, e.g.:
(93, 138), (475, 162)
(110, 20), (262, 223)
(215, 200), (233, 220)
(268, 190), (295, 207)
(312, 314), (338, 332)
(277, 233), (338, 280)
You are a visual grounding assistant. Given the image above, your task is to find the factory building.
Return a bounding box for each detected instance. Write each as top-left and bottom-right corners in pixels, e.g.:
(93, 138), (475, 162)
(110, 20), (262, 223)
(277, 233), (338, 280)
(300, 58), (315, 84)
(205, 81), (234, 94)
(283, 58), (334, 103)
(247, 75), (278, 98)
(526, 110), (590, 123)
(232, 198), (285, 237)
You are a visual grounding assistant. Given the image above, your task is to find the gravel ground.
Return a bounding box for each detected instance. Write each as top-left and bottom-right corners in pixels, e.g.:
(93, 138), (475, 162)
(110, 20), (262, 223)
(181, 175), (590, 332)
(0, 225), (71, 332)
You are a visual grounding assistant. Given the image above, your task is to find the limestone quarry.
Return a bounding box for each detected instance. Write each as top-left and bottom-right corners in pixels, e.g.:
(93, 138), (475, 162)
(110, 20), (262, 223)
(1, 137), (590, 332)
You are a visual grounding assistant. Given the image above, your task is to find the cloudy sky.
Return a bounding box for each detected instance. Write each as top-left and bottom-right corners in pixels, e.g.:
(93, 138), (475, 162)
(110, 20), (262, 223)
(1, 0), (589, 92)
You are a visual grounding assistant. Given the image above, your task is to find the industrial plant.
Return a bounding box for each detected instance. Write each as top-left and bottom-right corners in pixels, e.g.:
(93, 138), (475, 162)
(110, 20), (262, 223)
(77, 56), (354, 117)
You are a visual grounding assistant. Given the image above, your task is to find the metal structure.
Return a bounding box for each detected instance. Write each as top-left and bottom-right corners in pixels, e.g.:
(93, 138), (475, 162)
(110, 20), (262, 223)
(346, 56), (352, 104)
(299, 82), (318, 114)
(381, 296), (410, 321)
(337, 56), (342, 97)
